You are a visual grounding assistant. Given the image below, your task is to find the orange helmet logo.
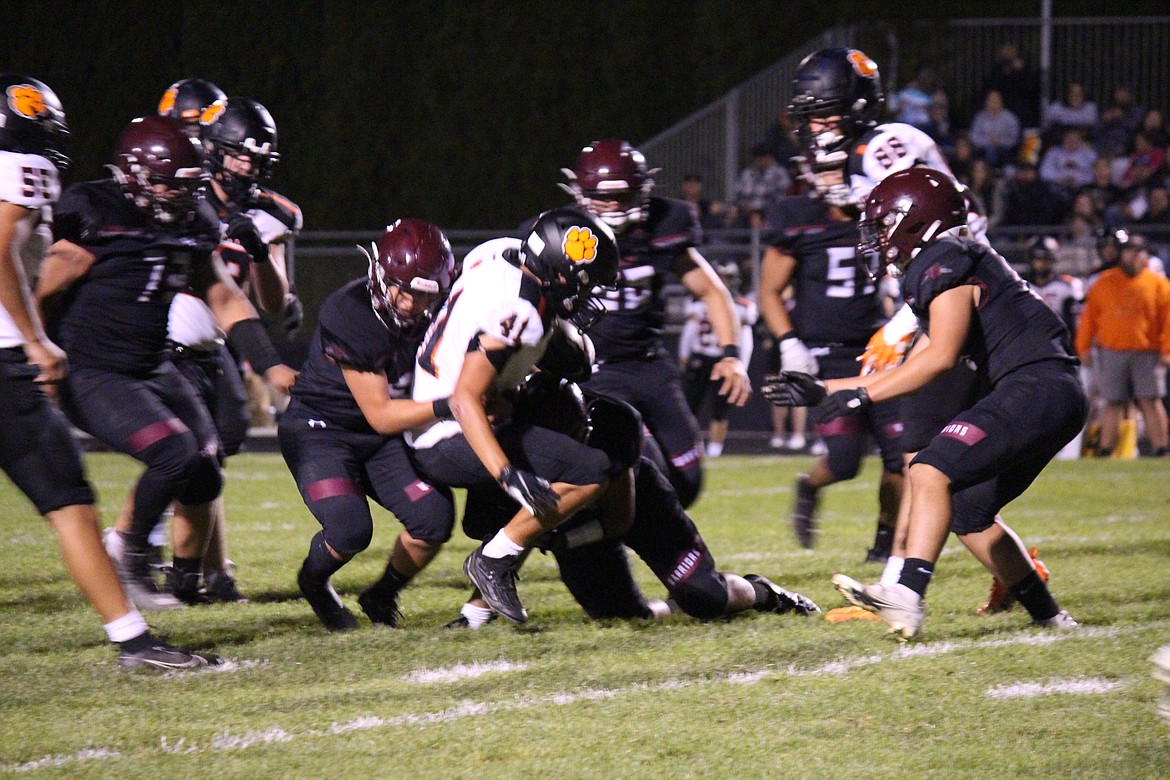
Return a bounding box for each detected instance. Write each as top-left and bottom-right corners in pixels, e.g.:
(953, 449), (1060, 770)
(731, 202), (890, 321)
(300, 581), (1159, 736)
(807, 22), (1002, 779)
(7, 84), (47, 120)
(563, 226), (598, 263)
(158, 88), (177, 116)
(847, 49), (878, 79)
(199, 100), (225, 125)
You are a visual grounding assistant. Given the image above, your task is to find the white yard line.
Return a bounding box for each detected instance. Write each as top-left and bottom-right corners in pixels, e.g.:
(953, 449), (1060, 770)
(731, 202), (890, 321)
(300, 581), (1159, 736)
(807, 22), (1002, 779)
(403, 660), (528, 684)
(4, 622), (1162, 773)
(985, 677), (1126, 699)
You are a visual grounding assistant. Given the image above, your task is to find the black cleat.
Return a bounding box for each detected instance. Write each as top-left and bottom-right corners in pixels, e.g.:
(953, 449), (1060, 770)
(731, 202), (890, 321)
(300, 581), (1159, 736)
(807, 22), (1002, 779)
(118, 640), (217, 671)
(791, 474), (819, 549)
(463, 547), (527, 623)
(358, 586), (403, 628)
(165, 569), (211, 606)
(864, 547), (890, 564)
(297, 565), (358, 632)
(745, 574), (821, 615)
(204, 571), (249, 604)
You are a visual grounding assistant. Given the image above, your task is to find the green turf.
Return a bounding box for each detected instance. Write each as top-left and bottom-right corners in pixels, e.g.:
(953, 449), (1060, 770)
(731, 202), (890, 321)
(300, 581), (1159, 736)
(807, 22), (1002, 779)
(2, 453), (1168, 778)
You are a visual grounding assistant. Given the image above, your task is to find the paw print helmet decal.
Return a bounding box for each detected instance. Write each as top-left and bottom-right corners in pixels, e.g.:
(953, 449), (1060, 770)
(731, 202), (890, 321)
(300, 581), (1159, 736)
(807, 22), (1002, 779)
(521, 206), (619, 330)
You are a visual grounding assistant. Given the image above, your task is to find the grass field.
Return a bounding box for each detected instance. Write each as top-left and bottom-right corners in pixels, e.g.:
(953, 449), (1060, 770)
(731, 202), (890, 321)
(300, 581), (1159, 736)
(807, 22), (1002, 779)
(2, 452), (1168, 778)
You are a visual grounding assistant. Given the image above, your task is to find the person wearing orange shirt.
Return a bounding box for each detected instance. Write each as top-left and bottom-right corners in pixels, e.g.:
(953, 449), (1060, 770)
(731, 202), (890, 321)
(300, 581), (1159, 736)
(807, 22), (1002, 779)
(1075, 232), (1170, 457)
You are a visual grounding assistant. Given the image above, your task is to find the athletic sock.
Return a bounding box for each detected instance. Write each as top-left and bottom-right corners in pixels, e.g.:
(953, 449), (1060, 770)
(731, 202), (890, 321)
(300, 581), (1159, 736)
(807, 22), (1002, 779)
(749, 578), (773, 608)
(460, 602), (494, 628)
(1009, 570), (1060, 621)
(172, 555), (201, 578)
(104, 610), (149, 644)
(371, 562), (412, 597)
(870, 524), (894, 558)
(880, 556), (905, 587)
(117, 630), (155, 654)
(301, 531), (345, 581)
(482, 528), (525, 559)
(897, 557), (935, 598)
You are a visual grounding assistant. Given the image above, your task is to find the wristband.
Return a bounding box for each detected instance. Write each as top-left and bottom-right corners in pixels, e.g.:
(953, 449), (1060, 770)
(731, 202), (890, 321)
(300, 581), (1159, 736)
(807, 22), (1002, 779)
(226, 319), (283, 376)
(777, 332), (797, 342)
(720, 344), (740, 360)
(432, 397), (453, 419)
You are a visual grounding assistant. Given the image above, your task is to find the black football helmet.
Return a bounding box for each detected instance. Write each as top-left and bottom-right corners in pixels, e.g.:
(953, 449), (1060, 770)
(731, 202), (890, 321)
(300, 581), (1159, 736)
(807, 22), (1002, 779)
(858, 167), (966, 277)
(789, 48), (882, 202)
(519, 206), (619, 330)
(0, 74), (69, 170)
(158, 78), (225, 138)
(111, 115), (207, 226)
(560, 139), (658, 233)
(200, 97), (279, 203)
(360, 218), (456, 336)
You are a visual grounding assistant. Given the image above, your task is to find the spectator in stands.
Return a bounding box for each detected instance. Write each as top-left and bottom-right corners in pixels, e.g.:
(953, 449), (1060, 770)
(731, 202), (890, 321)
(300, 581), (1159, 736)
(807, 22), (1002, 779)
(889, 66), (938, 132)
(1081, 157), (1124, 215)
(1138, 109), (1169, 149)
(947, 134), (977, 182)
(760, 107), (802, 181)
(999, 161), (1067, 226)
(732, 143), (790, 227)
(1075, 232), (1170, 457)
(970, 157), (1003, 230)
(1040, 128), (1098, 193)
(680, 173), (725, 234)
(925, 90), (956, 153)
(1097, 85), (1144, 158)
(981, 43), (1042, 129)
(1119, 131), (1166, 196)
(969, 90), (1021, 170)
(1043, 82), (1099, 142)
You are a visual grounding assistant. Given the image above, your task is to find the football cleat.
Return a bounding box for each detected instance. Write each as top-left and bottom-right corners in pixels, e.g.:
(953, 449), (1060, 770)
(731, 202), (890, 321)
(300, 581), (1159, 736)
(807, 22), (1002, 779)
(824, 605), (882, 623)
(976, 547), (1050, 615)
(1031, 609), (1078, 629)
(791, 474), (819, 549)
(112, 540), (184, 612)
(745, 574), (820, 615)
(832, 573), (924, 640)
(204, 570), (249, 603)
(358, 586), (403, 628)
(443, 612), (498, 630)
(297, 565), (358, 632)
(118, 640), (219, 671)
(164, 568), (210, 606)
(463, 547), (527, 623)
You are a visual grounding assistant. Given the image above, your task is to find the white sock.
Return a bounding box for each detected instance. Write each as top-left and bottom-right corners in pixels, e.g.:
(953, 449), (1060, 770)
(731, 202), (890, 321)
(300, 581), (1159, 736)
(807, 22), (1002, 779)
(706, 442), (724, 458)
(148, 516), (169, 548)
(482, 529), (525, 559)
(461, 603), (494, 628)
(880, 556), (905, 587)
(646, 599), (674, 619)
(103, 609), (149, 643)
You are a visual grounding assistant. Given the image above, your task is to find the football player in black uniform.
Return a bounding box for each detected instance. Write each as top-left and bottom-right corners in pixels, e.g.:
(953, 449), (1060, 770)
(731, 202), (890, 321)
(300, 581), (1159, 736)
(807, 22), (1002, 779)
(759, 195), (903, 558)
(36, 115), (243, 614)
(562, 140), (751, 508)
(1, 78), (213, 669)
(280, 220), (457, 631)
(158, 77), (226, 139)
(449, 377), (820, 627)
(158, 95), (302, 603)
(765, 169), (1084, 639)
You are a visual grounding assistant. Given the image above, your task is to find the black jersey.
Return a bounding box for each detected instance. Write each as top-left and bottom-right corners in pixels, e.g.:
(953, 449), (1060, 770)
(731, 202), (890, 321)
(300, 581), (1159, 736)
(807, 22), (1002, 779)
(51, 180), (218, 374)
(291, 278), (418, 432)
(587, 196), (701, 361)
(763, 196), (882, 346)
(901, 237), (1078, 384)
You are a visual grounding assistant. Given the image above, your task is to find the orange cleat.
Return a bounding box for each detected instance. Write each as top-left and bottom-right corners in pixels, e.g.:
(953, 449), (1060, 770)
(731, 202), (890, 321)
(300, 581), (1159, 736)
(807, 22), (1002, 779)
(976, 547), (1049, 614)
(825, 605), (882, 623)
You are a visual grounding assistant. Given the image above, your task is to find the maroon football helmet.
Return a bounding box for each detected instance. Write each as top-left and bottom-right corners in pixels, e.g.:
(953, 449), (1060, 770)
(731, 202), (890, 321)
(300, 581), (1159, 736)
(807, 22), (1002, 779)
(111, 115), (206, 225)
(858, 167), (966, 276)
(561, 139), (656, 233)
(361, 218), (456, 335)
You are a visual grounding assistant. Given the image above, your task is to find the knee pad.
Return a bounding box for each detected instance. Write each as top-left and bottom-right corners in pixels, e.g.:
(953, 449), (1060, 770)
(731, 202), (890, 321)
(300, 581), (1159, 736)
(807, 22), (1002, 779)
(669, 467), (702, 510)
(583, 395), (645, 472)
(323, 515), (375, 558)
(175, 454), (223, 504)
(824, 435), (865, 481)
(669, 559), (728, 620)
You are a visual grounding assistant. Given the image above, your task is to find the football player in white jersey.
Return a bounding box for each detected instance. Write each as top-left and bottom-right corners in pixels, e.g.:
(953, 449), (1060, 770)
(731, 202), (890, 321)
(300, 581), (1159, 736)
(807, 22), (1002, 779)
(784, 49), (1061, 626)
(409, 206), (622, 623)
(0, 75), (213, 669)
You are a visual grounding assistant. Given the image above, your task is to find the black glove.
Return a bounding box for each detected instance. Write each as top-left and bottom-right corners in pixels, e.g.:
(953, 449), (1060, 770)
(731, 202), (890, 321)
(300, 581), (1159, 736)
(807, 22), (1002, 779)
(281, 292), (304, 336)
(760, 371), (827, 407)
(498, 465), (559, 521)
(226, 212), (268, 263)
(814, 387), (873, 423)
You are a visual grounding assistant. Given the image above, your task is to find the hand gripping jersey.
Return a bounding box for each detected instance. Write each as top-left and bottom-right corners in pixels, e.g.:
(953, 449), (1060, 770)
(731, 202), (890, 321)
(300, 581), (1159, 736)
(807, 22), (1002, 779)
(586, 195), (702, 362)
(51, 179), (219, 374)
(290, 278), (420, 432)
(763, 196), (883, 346)
(0, 150), (60, 348)
(410, 237), (552, 448)
(900, 236), (1078, 385)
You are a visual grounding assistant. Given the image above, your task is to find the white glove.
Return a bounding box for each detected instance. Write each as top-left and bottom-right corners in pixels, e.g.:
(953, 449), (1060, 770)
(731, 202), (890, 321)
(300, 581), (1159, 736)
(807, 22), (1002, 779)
(778, 334), (818, 374)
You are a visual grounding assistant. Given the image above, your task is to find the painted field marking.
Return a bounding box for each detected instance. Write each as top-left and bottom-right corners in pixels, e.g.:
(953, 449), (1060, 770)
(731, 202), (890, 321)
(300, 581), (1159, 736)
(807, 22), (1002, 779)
(985, 677), (1126, 699)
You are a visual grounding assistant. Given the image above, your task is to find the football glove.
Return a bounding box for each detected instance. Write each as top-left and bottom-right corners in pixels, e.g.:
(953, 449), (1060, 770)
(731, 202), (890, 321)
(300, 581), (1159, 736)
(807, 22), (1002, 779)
(815, 387), (873, 423)
(281, 292), (304, 336)
(778, 333), (818, 374)
(859, 304), (918, 376)
(498, 465), (560, 522)
(226, 212), (268, 264)
(761, 371), (827, 407)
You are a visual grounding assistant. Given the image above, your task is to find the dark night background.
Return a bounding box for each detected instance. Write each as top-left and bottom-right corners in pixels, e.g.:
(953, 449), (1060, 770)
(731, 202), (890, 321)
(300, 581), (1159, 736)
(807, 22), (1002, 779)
(3, 1), (1164, 230)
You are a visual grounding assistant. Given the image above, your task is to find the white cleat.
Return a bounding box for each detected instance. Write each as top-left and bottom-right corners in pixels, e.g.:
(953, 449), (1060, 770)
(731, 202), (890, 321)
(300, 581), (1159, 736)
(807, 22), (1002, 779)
(1031, 609), (1079, 630)
(832, 573), (924, 640)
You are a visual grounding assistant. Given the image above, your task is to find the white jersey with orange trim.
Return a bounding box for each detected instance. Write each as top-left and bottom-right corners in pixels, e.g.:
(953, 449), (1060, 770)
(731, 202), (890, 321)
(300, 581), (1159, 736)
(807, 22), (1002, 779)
(0, 151), (59, 347)
(409, 237), (551, 449)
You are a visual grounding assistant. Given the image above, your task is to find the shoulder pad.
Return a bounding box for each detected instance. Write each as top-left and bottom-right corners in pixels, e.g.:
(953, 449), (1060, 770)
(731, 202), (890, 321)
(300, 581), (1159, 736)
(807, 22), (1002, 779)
(0, 151), (60, 208)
